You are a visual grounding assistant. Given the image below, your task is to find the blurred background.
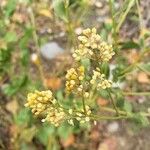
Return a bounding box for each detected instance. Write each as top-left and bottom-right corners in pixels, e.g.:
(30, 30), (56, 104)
(0, 0), (150, 150)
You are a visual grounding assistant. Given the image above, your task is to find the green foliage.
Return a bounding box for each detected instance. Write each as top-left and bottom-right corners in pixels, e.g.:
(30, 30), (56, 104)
(3, 75), (28, 96)
(81, 58), (91, 70)
(131, 113), (149, 127)
(53, 0), (69, 22)
(20, 126), (37, 143)
(19, 28), (33, 66)
(120, 41), (140, 50)
(4, 0), (17, 17)
(116, 91), (133, 113)
(14, 108), (32, 126)
(0, 0), (150, 149)
(36, 124), (56, 146)
(57, 122), (73, 139)
(112, 65), (126, 82)
(53, 0), (89, 24)
(115, 0), (136, 32)
(100, 62), (110, 78)
(4, 31), (18, 42)
(138, 63), (150, 72)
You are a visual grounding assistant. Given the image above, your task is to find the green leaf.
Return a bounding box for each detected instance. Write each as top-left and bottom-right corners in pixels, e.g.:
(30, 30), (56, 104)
(99, 89), (109, 99)
(36, 124), (55, 146)
(120, 41), (140, 50)
(53, 0), (68, 22)
(3, 75), (28, 96)
(4, 0), (17, 17)
(100, 29), (107, 40)
(81, 58), (91, 70)
(57, 122), (73, 140)
(19, 28), (32, 66)
(112, 65), (126, 82)
(4, 31), (17, 42)
(138, 63), (150, 72)
(100, 62), (110, 78)
(21, 48), (30, 66)
(56, 90), (64, 100)
(123, 100), (132, 112)
(0, 48), (11, 63)
(20, 143), (36, 150)
(14, 108), (32, 126)
(19, 28), (33, 49)
(132, 113), (149, 127)
(116, 94), (132, 113)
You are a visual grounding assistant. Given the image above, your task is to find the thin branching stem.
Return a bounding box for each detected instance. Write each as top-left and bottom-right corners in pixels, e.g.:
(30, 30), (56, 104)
(123, 92), (150, 96)
(107, 89), (119, 116)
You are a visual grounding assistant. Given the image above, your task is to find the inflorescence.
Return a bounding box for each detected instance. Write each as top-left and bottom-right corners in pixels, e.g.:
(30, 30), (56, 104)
(25, 28), (115, 127)
(25, 90), (66, 126)
(25, 90), (92, 126)
(72, 28), (115, 62)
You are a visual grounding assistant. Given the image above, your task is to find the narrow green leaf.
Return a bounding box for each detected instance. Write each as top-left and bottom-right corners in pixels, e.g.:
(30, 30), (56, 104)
(120, 41), (140, 50)
(138, 63), (150, 72)
(53, 0), (68, 22)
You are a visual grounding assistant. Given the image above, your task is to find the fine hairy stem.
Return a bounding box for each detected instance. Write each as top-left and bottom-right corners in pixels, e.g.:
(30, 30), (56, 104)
(100, 106), (127, 116)
(116, 0), (135, 32)
(90, 114), (129, 121)
(107, 89), (119, 116)
(123, 91), (150, 96)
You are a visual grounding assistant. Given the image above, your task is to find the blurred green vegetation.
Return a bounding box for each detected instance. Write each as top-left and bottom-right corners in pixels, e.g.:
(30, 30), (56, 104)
(0, 0), (150, 149)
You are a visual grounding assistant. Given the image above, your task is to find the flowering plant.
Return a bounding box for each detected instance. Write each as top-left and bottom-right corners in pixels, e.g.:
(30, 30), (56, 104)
(25, 28), (150, 127)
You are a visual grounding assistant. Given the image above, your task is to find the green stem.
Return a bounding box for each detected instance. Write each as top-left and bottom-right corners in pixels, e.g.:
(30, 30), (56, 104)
(120, 48), (150, 77)
(82, 96), (86, 114)
(116, 0), (135, 32)
(136, 64), (150, 76)
(66, 22), (76, 49)
(123, 92), (150, 96)
(101, 106), (127, 115)
(136, 0), (144, 41)
(108, 0), (118, 49)
(107, 89), (119, 115)
(90, 114), (129, 121)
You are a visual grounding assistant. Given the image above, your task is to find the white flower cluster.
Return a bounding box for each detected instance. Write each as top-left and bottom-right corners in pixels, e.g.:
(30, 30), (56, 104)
(73, 28), (115, 62)
(25, 90), (66, 126)
(67, 105), (92, 126)
(65, 66), (89, 96)
(25, 90), (54, 115)
(42, 107), (66, 127)
(25, 90), (92, 127)
(90, 68), (112, 89)
(65, 66), (84, 93)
